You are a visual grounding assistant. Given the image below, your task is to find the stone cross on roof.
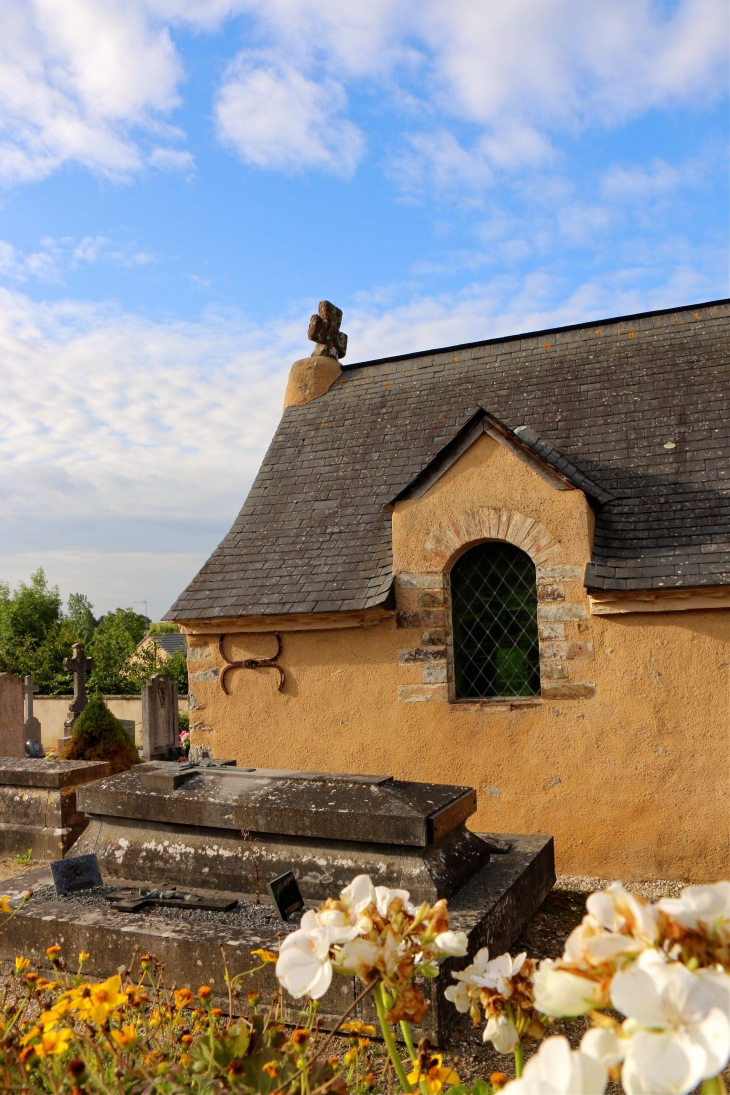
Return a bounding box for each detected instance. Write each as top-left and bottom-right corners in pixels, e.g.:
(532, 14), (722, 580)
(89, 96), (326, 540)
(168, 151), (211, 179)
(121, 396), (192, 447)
(23, 675), (39, 720)
(307, 300), (347, 360)
(62, 643), (94, 732)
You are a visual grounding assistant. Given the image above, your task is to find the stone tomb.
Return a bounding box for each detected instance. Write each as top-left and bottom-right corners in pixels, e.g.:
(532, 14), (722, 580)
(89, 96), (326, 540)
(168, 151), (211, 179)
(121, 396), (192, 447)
(74, 764), (496, 899)
(0, 763), (554, 1041)
(0, 758), (111, 858)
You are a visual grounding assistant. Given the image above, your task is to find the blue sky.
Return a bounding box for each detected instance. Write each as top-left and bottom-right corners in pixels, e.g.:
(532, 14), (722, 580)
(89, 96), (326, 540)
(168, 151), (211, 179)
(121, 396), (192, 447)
(0, 0), (727, 619)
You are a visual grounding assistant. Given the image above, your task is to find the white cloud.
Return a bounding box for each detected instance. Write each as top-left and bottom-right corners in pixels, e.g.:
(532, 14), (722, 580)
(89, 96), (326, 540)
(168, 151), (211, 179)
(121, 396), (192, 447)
(215, 54), (364, 176)
(0, 0), (191, 185)
(0, 1), (726, 188)
(0, 236), (156, 282)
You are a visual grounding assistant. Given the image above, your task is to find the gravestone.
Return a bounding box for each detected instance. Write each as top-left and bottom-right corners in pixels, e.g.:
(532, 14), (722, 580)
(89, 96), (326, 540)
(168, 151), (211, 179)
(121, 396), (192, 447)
(62, 643), (93, 733)
(0, 673), (25, 757)
(23, 674), (42, 747)
(51, 853), (103, 896)
(141, 674), (179, 760)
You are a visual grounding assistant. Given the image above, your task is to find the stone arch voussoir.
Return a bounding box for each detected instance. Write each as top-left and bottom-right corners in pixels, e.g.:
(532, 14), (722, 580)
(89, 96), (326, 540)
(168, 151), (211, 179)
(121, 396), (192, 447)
(423, 507), (561, 570)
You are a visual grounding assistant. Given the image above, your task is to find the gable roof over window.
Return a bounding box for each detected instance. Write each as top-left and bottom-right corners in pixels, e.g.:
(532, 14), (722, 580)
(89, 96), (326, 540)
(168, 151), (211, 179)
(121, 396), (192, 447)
(166, 299), (730, 621)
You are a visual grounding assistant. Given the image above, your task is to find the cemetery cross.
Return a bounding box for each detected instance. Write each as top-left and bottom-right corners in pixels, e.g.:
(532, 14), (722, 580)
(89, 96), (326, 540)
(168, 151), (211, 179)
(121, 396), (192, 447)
(23, 674), (39, 721)
(62, 643), (94, 732)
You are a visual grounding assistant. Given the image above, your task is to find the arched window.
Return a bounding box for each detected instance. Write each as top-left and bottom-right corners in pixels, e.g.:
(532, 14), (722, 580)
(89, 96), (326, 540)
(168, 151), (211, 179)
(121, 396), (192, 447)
(450, 541), (540, 700)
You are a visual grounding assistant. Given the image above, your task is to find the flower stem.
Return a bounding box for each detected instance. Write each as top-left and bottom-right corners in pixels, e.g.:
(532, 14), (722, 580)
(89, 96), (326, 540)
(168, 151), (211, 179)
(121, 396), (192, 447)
(399, 1021), (417, 1063)
(514, 1039), (524, 1079)
(700, 1078), (726, 1094)
(373, 982), (413, 1093)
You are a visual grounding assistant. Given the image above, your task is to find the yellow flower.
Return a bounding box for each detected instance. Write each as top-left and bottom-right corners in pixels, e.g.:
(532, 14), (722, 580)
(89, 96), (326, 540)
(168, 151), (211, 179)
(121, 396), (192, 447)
(46, 945), (62, 958)
(36, 1028), (74, 1057)
(76, 975), (127, 1024)
(111, 1022), (137, 1049)
(197, 985), (212, 1001)
(0, 896), (12, 914)
(15, 956), (30, 975)
(40, 1000), (74, 1028)
(251, 948), (278, 964)
(407, 1054), (460, 1094)
(20, 1025), (42, 1046)
(174, 987), (194, 1010)
(78, 951), (90, 965)
(340, 1021), (376, 1036)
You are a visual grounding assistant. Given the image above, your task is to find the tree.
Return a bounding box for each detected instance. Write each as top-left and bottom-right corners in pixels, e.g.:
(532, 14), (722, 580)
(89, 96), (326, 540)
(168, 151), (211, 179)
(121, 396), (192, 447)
(88, 609), (149, 694)
(67, 593), (97, 645)
(0, 570), (74, 692)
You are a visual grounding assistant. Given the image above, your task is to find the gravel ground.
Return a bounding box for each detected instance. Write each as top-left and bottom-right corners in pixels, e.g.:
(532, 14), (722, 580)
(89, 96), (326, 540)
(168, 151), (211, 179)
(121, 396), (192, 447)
(27, 883), (304, 932)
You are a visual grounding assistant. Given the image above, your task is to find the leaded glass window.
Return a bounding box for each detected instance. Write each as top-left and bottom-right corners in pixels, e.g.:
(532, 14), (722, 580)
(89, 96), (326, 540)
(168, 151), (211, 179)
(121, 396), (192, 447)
(450, 542), (540, 700)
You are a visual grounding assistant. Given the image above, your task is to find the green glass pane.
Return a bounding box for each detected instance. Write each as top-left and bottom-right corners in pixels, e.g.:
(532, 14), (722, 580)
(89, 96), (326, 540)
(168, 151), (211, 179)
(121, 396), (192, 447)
(451, 542), (540, 699)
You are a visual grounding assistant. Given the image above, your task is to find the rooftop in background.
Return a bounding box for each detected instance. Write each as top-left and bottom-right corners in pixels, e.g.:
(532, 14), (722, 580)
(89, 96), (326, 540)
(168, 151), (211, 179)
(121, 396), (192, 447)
(167, 299), (730, 621)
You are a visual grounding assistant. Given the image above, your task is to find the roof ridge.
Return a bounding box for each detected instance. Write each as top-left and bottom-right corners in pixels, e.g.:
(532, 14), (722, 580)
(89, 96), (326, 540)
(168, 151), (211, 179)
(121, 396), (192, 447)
(344, 297), (730, 370)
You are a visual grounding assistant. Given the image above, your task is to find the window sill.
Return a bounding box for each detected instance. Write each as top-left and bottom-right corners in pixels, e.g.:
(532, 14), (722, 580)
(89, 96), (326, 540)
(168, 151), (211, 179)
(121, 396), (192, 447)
(450, 696), (542, 708)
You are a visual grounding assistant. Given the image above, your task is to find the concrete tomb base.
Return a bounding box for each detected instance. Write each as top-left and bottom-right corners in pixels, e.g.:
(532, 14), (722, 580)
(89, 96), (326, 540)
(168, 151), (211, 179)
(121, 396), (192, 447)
(0, 758), (110, 858)
(0, 834), (554, 1044)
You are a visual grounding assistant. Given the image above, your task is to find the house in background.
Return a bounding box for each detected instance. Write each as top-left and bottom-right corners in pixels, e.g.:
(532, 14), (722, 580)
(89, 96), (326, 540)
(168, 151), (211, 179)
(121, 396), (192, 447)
(167, 298), (730, 882)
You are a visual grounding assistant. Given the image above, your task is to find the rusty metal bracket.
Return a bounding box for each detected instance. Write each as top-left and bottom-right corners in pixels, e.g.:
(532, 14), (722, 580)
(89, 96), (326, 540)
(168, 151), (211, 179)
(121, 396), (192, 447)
(218, 633), (284, 695)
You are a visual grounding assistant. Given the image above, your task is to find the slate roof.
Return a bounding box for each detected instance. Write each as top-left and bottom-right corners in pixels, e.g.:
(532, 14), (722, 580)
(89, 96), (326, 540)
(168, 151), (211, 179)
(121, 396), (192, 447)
(167, 299), (730, 620)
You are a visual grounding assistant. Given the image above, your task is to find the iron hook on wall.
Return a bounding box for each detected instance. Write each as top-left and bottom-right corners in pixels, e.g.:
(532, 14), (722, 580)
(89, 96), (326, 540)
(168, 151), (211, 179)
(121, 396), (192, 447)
(218, 632), (285, 694)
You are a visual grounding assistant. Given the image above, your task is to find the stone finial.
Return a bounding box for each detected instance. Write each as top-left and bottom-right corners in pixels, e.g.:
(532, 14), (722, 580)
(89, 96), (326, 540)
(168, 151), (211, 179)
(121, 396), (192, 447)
(283, 300), (347, 409)
(307, 300), (348, 360)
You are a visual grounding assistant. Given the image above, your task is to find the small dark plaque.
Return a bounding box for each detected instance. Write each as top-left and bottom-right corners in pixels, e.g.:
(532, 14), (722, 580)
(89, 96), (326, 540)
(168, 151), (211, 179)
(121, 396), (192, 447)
(266, 871), (304, 922)
(51, 854), (103, 896)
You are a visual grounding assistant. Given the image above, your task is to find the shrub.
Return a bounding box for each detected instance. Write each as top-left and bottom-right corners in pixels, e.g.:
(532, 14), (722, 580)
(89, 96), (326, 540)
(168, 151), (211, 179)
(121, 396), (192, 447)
(62, 693), (141, 774)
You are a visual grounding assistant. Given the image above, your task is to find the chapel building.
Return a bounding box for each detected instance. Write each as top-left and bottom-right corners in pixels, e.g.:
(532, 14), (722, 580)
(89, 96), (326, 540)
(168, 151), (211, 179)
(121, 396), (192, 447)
(167, 298), (730, 882)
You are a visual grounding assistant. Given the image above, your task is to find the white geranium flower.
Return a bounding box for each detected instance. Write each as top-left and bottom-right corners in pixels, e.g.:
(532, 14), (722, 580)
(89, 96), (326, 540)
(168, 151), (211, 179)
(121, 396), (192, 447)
(502, 1035), (607, 1094)
(658, 882), (730, 934)
(373, 885), (416, 917)
(315, 906), (362, 944)
(337, 936), (381, 981)
(276, 911), (332, 999)
(484, 1013), (519, 1053)
(444, 980), (471, 1013)
(454, 948), (526, 995)
(340, 874), (376, 914)
(533, 959), (601, 1017)
(611, 950), (730, 1094)
(432, 930), (469, 957)
(581, 1027), (626, 1070)
(563, 915), (645, 967)
(587, 883), (659, 944)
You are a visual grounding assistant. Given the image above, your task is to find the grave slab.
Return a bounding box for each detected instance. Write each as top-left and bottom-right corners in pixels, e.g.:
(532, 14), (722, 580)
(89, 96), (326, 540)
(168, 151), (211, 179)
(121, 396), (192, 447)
(0, 834), (554, 1044)
(0, 758), (111, 858)
(74, 763), (491, 902)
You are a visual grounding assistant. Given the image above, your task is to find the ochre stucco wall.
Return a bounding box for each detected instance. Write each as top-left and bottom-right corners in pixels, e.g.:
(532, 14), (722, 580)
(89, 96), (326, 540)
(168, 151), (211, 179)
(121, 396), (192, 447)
(184, 435), (729, 882)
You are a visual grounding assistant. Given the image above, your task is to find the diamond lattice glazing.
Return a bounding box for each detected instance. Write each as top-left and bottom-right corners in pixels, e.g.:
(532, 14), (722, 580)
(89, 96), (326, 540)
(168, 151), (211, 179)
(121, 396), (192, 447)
(450, 542), (540, 699)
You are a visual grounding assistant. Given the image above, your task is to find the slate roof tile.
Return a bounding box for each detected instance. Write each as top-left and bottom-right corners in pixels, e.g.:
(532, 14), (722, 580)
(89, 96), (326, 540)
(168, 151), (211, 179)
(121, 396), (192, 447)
(167, 299), (730, 619)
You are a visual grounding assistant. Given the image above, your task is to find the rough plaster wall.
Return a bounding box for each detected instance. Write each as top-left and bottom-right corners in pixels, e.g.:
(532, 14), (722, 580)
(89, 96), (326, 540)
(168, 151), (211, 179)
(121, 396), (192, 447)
(187, 437), (729, 882)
